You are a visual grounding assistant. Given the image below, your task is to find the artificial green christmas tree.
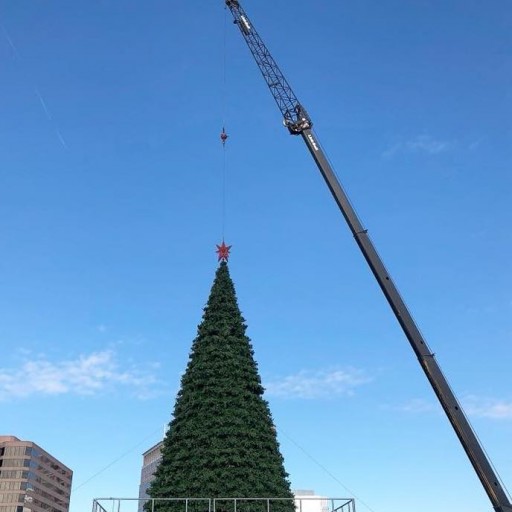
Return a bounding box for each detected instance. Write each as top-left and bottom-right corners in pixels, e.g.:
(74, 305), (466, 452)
(147, 259), (293, 512)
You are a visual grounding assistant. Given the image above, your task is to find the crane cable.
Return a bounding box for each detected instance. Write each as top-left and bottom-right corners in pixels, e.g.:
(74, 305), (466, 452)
(277, 427), (379, 512)
(220, 6), (229, 242)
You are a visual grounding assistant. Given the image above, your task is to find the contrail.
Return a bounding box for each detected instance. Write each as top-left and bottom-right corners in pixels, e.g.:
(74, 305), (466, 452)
(36, 88), (69, 149)
(0, 22), (21, 59)
(1, 23), (70, 151)
(35, 87), (53, 120)
(55, 128), (69, 150)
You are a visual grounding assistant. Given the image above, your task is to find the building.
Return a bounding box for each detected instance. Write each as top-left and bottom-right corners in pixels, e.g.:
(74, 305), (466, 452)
(293, 491), (329, 512)
(137, 441), (163, 512)
(136, 441), (328, 512)
(0, 436), (72, 512)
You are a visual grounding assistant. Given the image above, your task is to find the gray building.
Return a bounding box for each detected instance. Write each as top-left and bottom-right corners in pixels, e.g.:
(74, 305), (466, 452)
(0, 436), (72, 512)
(136, 443), (326, 512)
(138, 441), (163, 512)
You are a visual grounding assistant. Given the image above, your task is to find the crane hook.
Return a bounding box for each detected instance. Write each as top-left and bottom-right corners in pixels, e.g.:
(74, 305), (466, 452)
(220, 127), (229, 146)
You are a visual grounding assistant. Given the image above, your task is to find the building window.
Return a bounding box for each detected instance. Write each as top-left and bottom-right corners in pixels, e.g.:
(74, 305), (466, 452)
(0, 482), (22, 491)
(5, 447), (25, 458)
(0, 506), (17, 512)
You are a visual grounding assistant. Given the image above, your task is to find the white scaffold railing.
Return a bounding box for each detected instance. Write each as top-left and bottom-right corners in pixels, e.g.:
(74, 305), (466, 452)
(92, 497), (356, 512)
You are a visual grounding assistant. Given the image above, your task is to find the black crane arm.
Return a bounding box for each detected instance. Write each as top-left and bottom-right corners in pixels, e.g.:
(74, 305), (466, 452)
(225, 2), (512, 512)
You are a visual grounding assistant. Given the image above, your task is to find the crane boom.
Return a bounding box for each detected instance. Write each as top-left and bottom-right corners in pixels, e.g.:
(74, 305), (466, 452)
(224, 1), (512, 511)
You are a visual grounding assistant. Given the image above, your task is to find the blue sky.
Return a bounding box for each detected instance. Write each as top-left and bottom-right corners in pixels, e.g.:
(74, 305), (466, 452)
(1, 1), (511, 512)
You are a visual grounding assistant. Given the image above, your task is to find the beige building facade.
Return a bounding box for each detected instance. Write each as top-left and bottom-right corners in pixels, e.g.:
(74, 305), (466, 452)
(0, 436), (72, 512)
(137, 441), (163, 512)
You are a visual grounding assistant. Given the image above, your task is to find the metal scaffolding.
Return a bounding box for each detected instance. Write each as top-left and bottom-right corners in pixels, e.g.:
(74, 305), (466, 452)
(92, 496), (356, 512)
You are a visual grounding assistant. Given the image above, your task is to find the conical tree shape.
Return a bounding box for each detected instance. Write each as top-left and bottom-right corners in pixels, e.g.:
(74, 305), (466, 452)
(147, 262), (294, 512)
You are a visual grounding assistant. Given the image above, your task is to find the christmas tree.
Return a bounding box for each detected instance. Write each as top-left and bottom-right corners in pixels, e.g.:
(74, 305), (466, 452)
(147, 258), (294, 512)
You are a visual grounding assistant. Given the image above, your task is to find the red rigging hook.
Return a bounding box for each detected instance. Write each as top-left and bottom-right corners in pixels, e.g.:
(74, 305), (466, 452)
(220, 127), (228, 145)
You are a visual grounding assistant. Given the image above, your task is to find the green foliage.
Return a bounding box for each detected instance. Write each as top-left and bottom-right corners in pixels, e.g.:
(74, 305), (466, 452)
(147, 262), (293, 512)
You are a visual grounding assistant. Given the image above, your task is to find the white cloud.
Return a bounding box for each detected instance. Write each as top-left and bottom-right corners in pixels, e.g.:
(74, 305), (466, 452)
(407, 135), (450, 154)
(383, 135), (451, 158)
(462, 395), (512, 420)
(392, 395), (512, 420)
(265, 367), (371, 399)
(392, 398), (440, 414)
(468, 137), (485, 151)
(0, 349), (160, 401)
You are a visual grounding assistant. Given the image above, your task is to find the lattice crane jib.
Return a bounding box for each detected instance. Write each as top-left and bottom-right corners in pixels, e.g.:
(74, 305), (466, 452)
(225, 0), (311, 134)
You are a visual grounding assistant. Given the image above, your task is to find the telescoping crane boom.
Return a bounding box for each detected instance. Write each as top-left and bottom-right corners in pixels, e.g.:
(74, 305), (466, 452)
(224, 1), (512, 511)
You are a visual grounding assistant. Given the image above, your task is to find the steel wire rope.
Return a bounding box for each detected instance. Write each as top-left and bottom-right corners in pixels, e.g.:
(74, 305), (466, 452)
(221, 6), (229, 240)
(277, 427), (378, 512)
(310, 127), (512, 506)
(434, 358), (512, 502)
(313, 126), (512, 502)
(72, 426), (163, 492)
(309, 127), (365, 234)
(222, 144), (228, 240)
(222, 6), (228, 131)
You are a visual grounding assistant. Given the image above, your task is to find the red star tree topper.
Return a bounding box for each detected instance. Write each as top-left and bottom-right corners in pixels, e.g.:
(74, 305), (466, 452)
(216, 241), (231, 262)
